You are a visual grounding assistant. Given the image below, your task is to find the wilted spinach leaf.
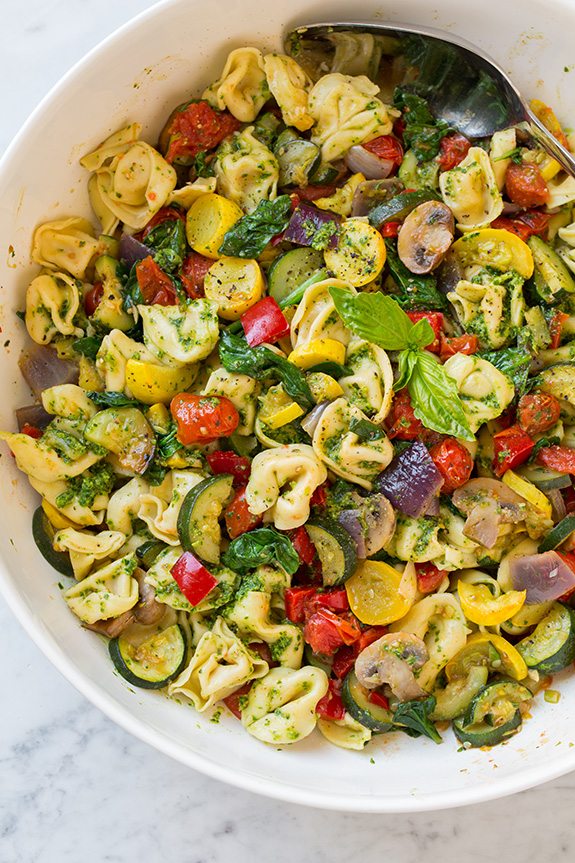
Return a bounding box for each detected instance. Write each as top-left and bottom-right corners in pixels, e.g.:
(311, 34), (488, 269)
(218, 195), (292, 258)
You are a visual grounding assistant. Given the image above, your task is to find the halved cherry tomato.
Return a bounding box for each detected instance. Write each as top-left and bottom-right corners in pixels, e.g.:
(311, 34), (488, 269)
(380, 221), (401, 238)
(549, 310), (569, 349)
(206, 450), (251, 486)
(303, 609), (361, 655)
(491, 210), (551, 242)
(505, 162), (549, 208)
(288, 526), (317, 566)
(224, 485), (263, 539)
(406, 311), (443, 353)
(363, 134), (404, 169)
(164, 100), (241, 164)
(536, 445), (575, 475)
(415, 562), (447, 594)
(84, 282), (104, 316)
(517, 392), (561, 435)
(223, 682), (252, 719)
(490, 216), (531, 243)
(439, 333), (478, 361)
(180, 252), (212, 300)
(492, 424), (535, 476)
(171, 393), (239, 445)
(386, 389), (425, 440)
(429, 438), (474, 492)
(316, 679), (346, 720)
(21, 423), (42, 439)
(136, 256), (178, 305)
(141, 206), (186, 239)
(438, 133), (471, 171)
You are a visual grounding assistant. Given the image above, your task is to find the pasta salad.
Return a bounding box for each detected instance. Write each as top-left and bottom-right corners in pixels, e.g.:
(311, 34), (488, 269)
(6, 34), (575, 751)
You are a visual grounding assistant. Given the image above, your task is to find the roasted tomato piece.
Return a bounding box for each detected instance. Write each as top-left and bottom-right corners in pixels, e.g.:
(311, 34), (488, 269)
(171, 393), (239, 444)
(517, 392), (561, 436)
(162, 100), (241, 164)
(505, 162), (549, 208)
(429, 438), (474, 493)
(136, 256), (178, 305)
(437, 133), (471, 171)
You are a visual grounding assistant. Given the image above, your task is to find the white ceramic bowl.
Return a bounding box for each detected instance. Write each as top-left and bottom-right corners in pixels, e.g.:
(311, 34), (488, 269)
(2, 0), (575, 813)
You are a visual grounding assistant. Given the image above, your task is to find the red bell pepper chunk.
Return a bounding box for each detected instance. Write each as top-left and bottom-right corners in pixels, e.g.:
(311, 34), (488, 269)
(380, 221), (401, 238)
(304, 609), (361, 655)
(356, 626), (388, 652)
(316, 679), (346, 721)
(311, 588), (350, 614)
(415, 562), (447, 594)
(241, 296), (290, 347)
(406, 311), (443, 353)
(170, 551), (218, 606)
(439, 333), (478, 361)
(21, 423), (43, 439)
(206, 450), (251, 486)
(224, 485), (263, 539)
(492, 424), (535, 476)
(285, 586), (318, 623)
(536, 445), (575, 475)
(310, 482), (328, 508)
(367, 690), (390, 710)
(288, 526), (317, 565)
(222, 682), (252, 719)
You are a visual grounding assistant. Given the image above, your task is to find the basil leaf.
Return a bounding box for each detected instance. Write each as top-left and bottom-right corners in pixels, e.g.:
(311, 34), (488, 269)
(480, 346), (531, 397)
(393, 696), (442, 743)
(218, 195), (292, 258)
(394, 90), (450, 163)
(394, 348), (418, 391)
(145, 218), (186, 274)
(222, 527), (300, 575)
(348, 416), (387, 441)
(408, 351), (474, 440)
(329, 287), (414, 351)
(384, 241), (447, 311)
(408, 317), (435, 349)
(72, 335), (103, 360)
(86, 391), (141, 408)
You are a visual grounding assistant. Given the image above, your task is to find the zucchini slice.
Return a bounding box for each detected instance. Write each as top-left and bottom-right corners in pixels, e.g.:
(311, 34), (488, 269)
(32, 506), (74, 577)
(136, 539), (167, 570)
(368, 190), (440, 229)
(177, 474), (234, 564)
(341, 670), (394, 732)
(84, 407), (155, 474)
(431, 666), (489, 721)
(306, 518), (357, 586)
(109, 623), (187, 689)
(517, 602), (575, 673)
(453, 677), (532, 747)
(274, 131), (321, 187)
(268, 248), (324, 305)
(539, 514), (575, 552)
(536, 363), (575, 409)
(528, 235), (575, 302)
(515, 463), (571, 491)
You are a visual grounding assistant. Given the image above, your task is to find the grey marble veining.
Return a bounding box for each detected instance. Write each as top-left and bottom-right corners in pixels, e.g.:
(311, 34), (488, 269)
(2, 1), (575, 861)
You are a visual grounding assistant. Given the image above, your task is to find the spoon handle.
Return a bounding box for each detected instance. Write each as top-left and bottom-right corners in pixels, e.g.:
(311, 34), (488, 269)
(524, 111), (575, 178)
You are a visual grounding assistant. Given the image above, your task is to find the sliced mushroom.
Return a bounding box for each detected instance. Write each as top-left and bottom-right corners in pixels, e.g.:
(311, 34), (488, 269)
(133, 567), (164, 625)
(397, 200), (455, 274)
(453, 478), (526, 548)
(338, 492), (396, 558)
(84, 610), (135, 638)
(355, 632), (428, 701)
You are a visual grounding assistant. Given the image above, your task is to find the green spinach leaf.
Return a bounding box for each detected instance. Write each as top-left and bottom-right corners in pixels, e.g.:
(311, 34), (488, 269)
(86, 391), (141, 408)
(72, 336), (103, 361)
(392, 696), (442, 743)
(385, 241), (448, 311)
(480, 346), (532, 396)
(218, 195), (292, 258)
(145, 218), (187, 274)
(394, 90), (450, 162)
(222, 527), (300, 575)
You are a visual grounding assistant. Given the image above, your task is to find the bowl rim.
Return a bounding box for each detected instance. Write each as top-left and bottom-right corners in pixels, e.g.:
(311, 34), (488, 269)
(1, 0), (575, 813)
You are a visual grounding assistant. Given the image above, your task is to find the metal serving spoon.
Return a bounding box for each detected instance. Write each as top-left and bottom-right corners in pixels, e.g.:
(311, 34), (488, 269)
(284, 21), (575, 177)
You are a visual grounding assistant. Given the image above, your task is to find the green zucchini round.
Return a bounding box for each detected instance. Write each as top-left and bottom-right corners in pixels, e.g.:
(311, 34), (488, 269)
(341, 670), (393, 733)
(136, 539), (167, 570)
(516, 463), (572, 491)
(453, 709), (522, 748)
(268, 247), (324, 305)
(32, 507), (74, 577)
(517, 602), (575, 673)
(177, 474), (234, 563)
(306, 518), (357, 586)
(452, 677), (532, 747)
(539, 515), (575, 553)
(109, 623), (187, 689)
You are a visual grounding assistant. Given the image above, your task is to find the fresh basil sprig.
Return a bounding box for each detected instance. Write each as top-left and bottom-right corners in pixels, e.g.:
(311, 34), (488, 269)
(329, 287), (474, 441)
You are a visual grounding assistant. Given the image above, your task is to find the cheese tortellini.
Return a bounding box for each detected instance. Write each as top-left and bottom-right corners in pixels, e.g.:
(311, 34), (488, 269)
(138, 470), (205, 545)
(41, 384), (97, 421)
(448, 269), (525, 350)
(0, 428), (102, 483)
(308, 73), (394, 162)
(138, 300), (220, 365)
(312, 398), (393, 490)
(214, 126), (279, 213)
(439, 146), (503, 230)
(290, 279), (354, 351)
(317, 713), (372, 750)
(25, 271), (83, 345)
(339, 337), (394, 422)
(96, 330), (157, 394)
(245, 444), (327, 530)
(63, 554), (138, 624)
(31, 217), (99, 280)
(168, 617), (269, 712)
(53, 527), (126, 580)
(225, 589), (303, 669)
(203, 47), (269, 122)
(241, 666), (329, 744)
(443, 353), (515, 433)
(263, 53), (313, 131)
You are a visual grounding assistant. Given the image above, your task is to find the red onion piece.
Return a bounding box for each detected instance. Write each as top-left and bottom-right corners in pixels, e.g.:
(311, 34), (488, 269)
(300, 402), (329, 437)
(345, 145), (394, 180)
(501, 201), (523, 216)
(120, 232), (154, 267)
(19, 345), (78, 399)
(424, 496), (441, 517)
(338, 509), (367, 558)
(376, 441), (443, 518)
(351, 178), (404, 217)
(16, 403), (53, 432)
(509, 551), (575, 604)
(284, 203), (341, 249)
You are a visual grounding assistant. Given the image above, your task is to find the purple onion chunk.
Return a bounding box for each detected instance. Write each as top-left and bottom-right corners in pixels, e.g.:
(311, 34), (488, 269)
(16, 404), (53, 432)
(19, 345), (78, 398)
(376, 441), (443, 518)
(119, 232), (154, 267)
(509, 551), (575, 604)
(283, 203), (341, 250)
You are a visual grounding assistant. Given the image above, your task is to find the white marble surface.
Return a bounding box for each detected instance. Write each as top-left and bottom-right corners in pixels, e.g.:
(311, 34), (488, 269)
(2, 1), (575, 860)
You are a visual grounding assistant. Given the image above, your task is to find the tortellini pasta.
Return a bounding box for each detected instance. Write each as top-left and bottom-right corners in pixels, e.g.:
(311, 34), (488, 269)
(439, 146), (503, 230)
(546, 173), (575, 209)
(203, 47), (269, 122)
(489, 127), (517, 191)
(317, 712), (372, 750)
(290, 279), (354, 351)
(168, 617), (269, 712)
(81, 124), (177, 232)
(166, 176), (217, 209)
(0, 429), (101, 483)
(138, 470), (204, 545)
(63, 554), (138, 624)
(202, 367), (259, 435)
(442, 353), (515, 433)
(41, 384), (97, 421)
(314, 173), (366, 217)
(308, 73), (394, 162)
(25, 271), (83, 345)
(241, 666), (328, 744)
(225, 590), (303, 669)
(339, 337), (394, 422)
(96, 329), (157, 394)
(312, 398), (393, 490)
(385, 514), (443, 564)
(448, 269), (525, 350)
(53, 527), (126, 580)
(262, 53), (313, 131)
(31, 217), (100, 280)
(214, 126), (279, 213)
(30, 477), (107, 526)
(138, 300), (219, 365)
(245, 444), (327, 530)
(106, 476), (149, 534)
